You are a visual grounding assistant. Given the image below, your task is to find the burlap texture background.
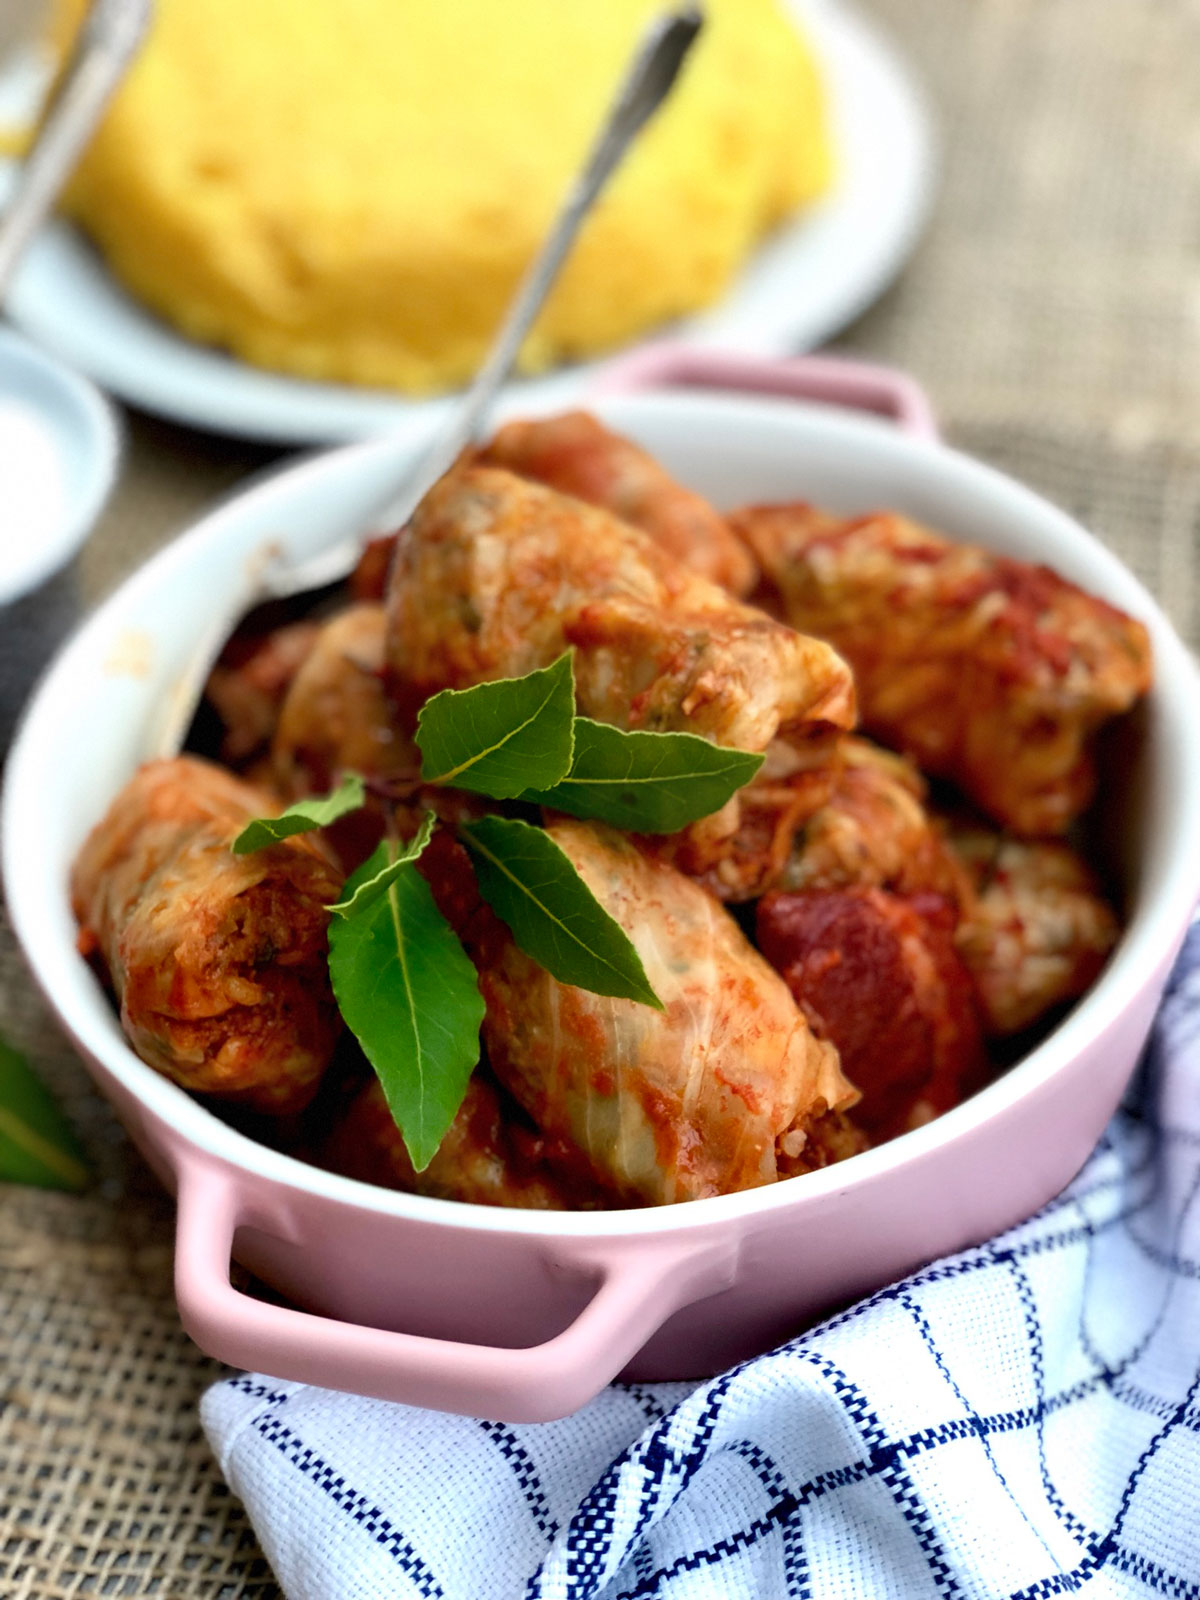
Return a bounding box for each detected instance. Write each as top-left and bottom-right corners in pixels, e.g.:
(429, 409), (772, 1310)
(2, 1), (1198, 1593)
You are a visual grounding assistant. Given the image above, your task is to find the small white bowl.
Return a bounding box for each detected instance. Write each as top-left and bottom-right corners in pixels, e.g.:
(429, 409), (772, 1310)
(0, 324), (121, 747)
(0, 323), (120, 606)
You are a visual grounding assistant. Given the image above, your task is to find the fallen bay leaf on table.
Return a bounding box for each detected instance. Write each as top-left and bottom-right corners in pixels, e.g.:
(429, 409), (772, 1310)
(0, 1035), (89, 1192)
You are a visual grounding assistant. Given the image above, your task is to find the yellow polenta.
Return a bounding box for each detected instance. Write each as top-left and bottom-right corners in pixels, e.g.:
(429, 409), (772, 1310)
(49, 0), (834, 394)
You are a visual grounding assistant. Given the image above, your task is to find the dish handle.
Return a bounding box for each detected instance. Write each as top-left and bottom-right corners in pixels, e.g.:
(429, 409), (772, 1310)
(589, 341), (939, 439)
(173, 1157), (736, 1423)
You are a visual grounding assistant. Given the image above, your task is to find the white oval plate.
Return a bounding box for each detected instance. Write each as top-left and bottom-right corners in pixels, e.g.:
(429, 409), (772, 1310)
(1, 1), (933, 448)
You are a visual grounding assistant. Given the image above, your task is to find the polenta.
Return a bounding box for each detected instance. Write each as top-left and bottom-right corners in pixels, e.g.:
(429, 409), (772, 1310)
(48, 0), (834, 394)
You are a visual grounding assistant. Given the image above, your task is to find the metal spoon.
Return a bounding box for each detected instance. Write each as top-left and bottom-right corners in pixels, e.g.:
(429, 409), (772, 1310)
(0, 0), (153, 300)
(150, 7), (703, 760)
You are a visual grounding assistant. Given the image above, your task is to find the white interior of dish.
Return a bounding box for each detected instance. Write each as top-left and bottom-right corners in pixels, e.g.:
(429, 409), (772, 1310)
(6, 391), (1200, 1237)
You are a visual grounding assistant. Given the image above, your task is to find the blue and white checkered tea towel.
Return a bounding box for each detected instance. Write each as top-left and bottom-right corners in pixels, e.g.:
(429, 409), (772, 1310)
(202, 923), (1200, 1600)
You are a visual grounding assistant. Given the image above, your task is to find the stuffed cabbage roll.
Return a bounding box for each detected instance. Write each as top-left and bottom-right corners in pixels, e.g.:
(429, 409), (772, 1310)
(72, 756), (343, 1114)
(477, 410), (757, 595)
(781, 737), (969, 905)
(651, 737), (842, 903)
(759, 741), (986, 1135)
(672, 736), (967, 908)
(757, 887), (986, 1140)
(945, 819), (1120, 1036)
(732, 503), (1152, 834)
(386, 465), (854, 755)
(204, 619), (321, 765)
(348, 534), (396, 602)
(272, 603), (417, 798)
(447, 817), (859, 1205)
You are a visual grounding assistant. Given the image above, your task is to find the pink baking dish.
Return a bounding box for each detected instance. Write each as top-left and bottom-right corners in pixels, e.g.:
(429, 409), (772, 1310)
(6, 349), (1200, 1423)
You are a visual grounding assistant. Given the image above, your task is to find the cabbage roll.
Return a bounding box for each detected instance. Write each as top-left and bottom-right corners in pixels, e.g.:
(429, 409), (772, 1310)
(272, 603), (417, 798)
(648, 737), (841, 903)
(732, 502), (1152, 834)
(204, 618), (320, 765)
(386, 465), (854, 755)
(781, 737), (969, 904)
(458, 818), (858, 1205)
(757, 887), (986, 1140)
(72, 756), (343, 1114)
(324, 1073), (614, 1209)
(945, 818), (1120, 1036)
(477, 410), (757, 595)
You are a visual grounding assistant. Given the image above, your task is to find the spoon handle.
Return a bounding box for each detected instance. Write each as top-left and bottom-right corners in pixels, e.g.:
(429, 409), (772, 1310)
(0, 0), (153, 303)
(382, 6), (703, 523)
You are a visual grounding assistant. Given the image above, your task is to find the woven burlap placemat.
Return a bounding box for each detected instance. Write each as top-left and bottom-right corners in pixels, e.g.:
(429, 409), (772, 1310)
(2, 1), (1198, 1593)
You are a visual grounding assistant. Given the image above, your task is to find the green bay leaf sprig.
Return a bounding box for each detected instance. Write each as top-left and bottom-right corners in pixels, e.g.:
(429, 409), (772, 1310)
(232, 653), (767, 1166)
(415, 654), (761, 830)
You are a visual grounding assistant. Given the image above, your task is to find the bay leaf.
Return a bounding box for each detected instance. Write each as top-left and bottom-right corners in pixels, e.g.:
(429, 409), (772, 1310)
(460, 815), (662, 1009)
(327, 811), (435, 918)
(327, 838), (485, 1170)
(417, 653), (575, 799)
(0, 1035), (89, 1192)
(233, 771), (366, 854)
(524, 718), (764, 832)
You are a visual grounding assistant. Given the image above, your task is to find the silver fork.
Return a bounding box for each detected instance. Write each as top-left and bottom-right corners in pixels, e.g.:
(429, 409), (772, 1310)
(150, 7), (703, 760)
